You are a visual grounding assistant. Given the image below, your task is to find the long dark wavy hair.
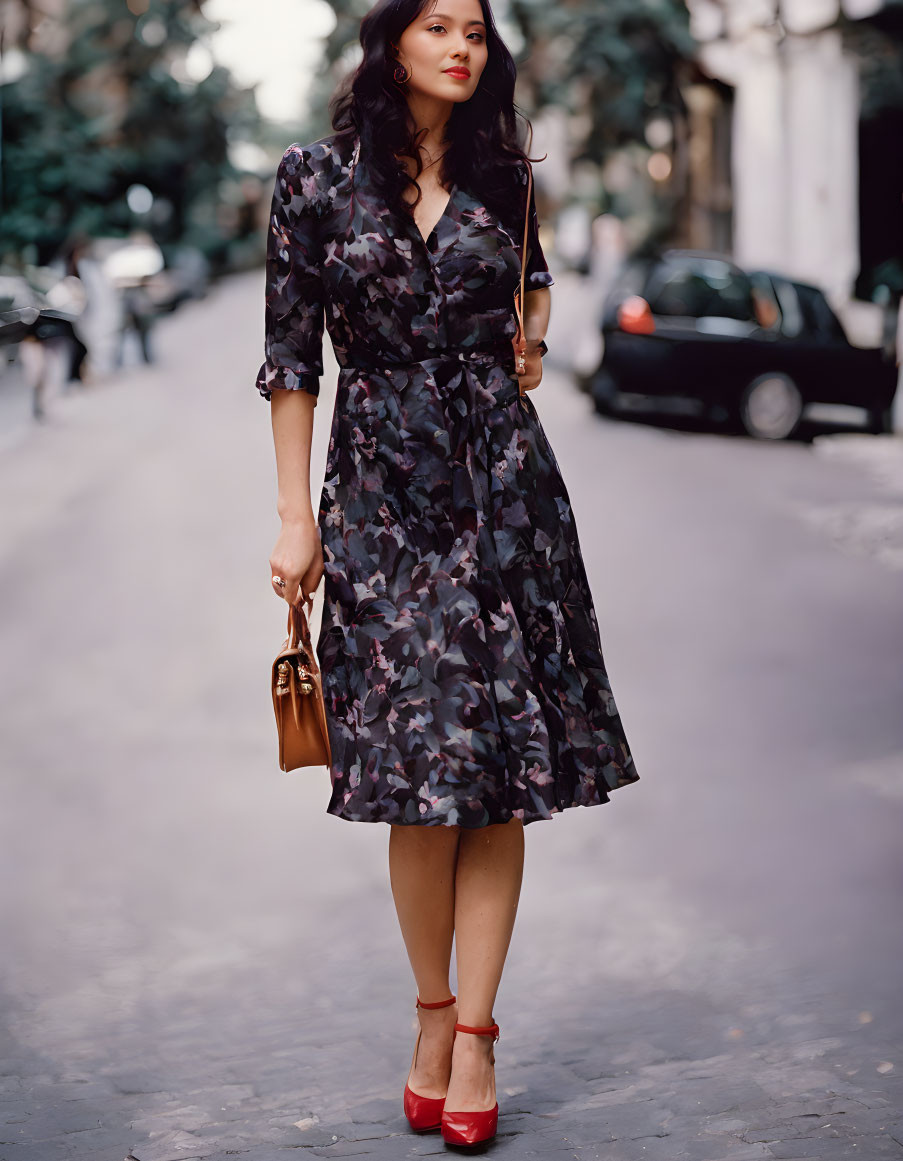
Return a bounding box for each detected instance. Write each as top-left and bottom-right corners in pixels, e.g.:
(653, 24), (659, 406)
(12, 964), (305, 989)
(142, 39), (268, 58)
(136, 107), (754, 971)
(328, 0), (545, 231)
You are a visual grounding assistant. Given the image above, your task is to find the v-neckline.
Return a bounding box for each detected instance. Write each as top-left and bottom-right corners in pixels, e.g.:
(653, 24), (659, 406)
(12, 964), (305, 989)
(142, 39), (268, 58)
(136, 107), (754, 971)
(410, 183), (456, 250)
(350, 137), (458, 261)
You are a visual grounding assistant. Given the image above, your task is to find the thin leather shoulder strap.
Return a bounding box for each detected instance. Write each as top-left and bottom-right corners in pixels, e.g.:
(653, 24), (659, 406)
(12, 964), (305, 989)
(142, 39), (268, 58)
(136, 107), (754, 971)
(513, 157), (534, 336)
(520, 158), (533, 306)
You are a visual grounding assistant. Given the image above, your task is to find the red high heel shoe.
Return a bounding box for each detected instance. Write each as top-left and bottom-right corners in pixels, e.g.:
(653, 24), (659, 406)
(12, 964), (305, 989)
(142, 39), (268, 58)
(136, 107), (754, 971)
(403, 993), (457, 1132)
(440, 1020), (501, 1146)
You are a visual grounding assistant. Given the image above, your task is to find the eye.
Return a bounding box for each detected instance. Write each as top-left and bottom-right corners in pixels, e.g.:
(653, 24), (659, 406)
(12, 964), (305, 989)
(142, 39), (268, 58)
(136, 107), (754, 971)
(426, 23), (484, 41)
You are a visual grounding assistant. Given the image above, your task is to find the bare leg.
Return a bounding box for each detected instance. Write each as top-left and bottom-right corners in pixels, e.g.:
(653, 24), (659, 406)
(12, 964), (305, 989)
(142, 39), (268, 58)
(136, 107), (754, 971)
(389, 824), (461, 1098)
(20, 337), (47, 420)
(446, 818), (525, 1112)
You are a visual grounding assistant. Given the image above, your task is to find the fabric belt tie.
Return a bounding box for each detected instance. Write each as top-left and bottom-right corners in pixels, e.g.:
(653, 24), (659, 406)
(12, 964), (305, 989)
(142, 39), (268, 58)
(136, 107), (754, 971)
(336, 345), (514, 375)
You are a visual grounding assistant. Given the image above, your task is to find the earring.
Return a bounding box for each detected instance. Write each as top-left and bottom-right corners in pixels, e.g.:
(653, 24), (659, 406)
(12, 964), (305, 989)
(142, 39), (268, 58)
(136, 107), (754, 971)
(393, 60), (410, 84)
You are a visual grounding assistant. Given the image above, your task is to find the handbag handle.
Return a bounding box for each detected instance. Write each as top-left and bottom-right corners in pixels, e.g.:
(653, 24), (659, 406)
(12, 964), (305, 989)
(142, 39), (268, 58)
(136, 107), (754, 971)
(287, 592), (315, 650)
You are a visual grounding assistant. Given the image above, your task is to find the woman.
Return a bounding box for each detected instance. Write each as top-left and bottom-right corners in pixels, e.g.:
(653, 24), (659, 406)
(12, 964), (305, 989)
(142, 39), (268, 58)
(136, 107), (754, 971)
(257, 0), (640, 1146)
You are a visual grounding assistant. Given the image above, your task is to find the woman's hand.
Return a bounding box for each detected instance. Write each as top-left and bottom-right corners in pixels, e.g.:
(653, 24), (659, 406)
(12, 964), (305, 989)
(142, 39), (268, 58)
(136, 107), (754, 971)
(517, 289), (550, 393)
(269, 516), (323, 605)
(516, 348), (544, 392)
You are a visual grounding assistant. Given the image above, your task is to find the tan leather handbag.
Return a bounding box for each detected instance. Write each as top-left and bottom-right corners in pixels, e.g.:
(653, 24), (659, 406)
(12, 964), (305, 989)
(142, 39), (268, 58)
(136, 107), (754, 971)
(272, 595), (331, 771)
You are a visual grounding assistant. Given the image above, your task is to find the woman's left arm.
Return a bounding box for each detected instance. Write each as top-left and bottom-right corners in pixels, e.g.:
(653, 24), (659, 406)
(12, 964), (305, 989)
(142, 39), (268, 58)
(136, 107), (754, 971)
(517, 286), (551, 392)
(516, 161), (554, 393)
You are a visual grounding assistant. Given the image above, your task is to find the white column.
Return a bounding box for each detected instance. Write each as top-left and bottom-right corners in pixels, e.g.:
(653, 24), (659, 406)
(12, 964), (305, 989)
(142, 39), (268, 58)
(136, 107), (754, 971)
(780, 0), (840, 34)
(731, 31), (788, 271)
(783, 29), (859, 302)
(841, 0), (885, 17)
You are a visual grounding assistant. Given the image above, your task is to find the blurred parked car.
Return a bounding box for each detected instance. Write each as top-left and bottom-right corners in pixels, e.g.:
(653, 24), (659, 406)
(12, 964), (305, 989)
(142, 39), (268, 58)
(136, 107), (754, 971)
(0, 276), (43, 347)
(0, 272), (84, 347)
(582, 250), (898, 439)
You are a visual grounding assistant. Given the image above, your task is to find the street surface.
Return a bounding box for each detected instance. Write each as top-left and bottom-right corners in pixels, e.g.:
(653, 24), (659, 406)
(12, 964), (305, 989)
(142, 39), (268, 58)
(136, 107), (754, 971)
(1, 270), (902, 1161)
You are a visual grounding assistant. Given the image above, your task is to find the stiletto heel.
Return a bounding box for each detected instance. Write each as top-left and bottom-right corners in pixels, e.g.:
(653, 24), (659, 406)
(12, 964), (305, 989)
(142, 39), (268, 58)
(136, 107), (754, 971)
(440, 1020), (501, 1146)
(403, 993), (457, 1132)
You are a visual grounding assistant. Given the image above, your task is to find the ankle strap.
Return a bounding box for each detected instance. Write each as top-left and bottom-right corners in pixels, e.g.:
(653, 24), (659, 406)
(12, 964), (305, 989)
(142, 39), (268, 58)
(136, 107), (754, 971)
(416, 994), (457, 1009)
(454, 1020), (500, 1041)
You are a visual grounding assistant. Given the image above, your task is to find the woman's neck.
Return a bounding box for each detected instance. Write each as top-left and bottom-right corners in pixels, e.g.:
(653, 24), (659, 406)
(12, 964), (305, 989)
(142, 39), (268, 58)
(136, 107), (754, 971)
(402, 93), (453, 157)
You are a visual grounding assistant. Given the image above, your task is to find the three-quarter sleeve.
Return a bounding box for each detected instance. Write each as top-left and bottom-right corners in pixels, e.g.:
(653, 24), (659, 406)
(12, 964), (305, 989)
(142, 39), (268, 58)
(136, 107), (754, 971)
(521, 162), (555, 291)
(255, 144), (326, 402)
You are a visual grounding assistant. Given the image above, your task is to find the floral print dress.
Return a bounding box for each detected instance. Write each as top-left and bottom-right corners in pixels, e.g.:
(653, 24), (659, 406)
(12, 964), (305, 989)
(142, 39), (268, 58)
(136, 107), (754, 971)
(257, 132), (640, 828)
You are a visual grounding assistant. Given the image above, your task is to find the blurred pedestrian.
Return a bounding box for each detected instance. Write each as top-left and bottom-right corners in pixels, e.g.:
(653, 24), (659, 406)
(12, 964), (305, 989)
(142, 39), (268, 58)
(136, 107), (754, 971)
(58, 235), (94, 386)
(18, 333), (48, 421)
(116, 276), (156, 366)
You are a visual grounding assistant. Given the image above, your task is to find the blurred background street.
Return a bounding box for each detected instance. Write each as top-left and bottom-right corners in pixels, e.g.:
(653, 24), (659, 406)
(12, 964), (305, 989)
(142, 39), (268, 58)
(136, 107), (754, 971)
(2, 0), (903, 1158)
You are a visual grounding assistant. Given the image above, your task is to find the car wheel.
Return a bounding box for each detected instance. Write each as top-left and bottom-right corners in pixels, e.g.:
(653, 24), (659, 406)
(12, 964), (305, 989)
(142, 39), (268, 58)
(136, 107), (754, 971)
(867, 404), (893, 435)
(739, 373), (803, 440)
(590, 369), (621, 416)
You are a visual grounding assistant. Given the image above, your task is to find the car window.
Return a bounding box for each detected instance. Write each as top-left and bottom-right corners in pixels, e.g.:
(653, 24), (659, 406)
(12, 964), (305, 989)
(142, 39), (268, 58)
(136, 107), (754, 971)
(795, 283), (847, 341)
(644, 257), (756, 321)
(606, 259), (650, 303)
(0, 277), (40, 313)
(769, 277), (804, 338)
(602, 259), (651, 325)
(748, 272), (782, 331)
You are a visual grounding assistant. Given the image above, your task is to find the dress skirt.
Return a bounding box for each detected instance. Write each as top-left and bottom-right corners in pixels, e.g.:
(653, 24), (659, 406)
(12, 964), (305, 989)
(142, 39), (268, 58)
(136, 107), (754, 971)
(256, 132), (640, 828)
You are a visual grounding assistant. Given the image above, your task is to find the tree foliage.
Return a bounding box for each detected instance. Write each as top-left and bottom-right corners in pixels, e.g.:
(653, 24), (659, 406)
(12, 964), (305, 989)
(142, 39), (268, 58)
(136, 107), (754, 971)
(1, 0), (261, 265)
(508, 0), (694, 162)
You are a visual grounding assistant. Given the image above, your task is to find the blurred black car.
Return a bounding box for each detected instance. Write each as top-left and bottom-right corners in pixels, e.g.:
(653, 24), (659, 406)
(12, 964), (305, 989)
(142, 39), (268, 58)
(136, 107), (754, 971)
(584, 250), (898, 439)
(0, 272), (87, 349)
(0, 275), (44, 346)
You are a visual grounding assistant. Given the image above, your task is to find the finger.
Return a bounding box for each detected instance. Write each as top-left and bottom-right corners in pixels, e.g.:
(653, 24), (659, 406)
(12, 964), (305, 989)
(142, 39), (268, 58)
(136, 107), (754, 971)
(300, 563), (323, 603)
(272, 571), (300, 603)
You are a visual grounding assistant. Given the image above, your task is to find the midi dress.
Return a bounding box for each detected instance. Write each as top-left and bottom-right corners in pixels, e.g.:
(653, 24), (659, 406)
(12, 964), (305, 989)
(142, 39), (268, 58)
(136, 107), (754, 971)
(256, 131), (640, 829)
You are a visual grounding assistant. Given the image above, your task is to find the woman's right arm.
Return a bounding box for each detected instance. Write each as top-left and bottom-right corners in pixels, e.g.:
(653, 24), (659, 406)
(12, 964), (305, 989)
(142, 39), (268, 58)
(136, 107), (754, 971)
(269, 390), (322, 605)
(256, 144), (327, 606)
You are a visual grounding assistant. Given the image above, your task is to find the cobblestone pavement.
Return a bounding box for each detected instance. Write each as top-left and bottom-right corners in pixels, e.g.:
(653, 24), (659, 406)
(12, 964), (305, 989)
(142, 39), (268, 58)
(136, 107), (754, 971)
(1, 272), (901, 1161)
(798, 433), (903, 572)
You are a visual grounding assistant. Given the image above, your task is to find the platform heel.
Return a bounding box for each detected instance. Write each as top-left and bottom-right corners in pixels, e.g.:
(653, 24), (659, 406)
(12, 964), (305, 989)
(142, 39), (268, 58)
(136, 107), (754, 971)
(403, 994), (457, 1132)
(440, 1020), (500, 1146)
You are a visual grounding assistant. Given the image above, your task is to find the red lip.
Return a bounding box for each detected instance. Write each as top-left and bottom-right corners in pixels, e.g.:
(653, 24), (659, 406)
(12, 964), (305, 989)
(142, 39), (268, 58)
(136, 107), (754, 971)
(443, 67), (471, 78)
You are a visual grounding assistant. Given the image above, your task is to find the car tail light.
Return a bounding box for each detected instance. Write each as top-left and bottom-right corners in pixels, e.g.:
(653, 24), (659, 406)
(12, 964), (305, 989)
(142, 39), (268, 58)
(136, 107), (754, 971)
(617, 296), (655, 334)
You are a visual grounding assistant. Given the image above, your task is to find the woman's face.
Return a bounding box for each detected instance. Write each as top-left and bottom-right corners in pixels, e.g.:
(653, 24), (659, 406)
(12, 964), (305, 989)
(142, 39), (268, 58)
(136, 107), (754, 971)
(394, 0), (488, 105)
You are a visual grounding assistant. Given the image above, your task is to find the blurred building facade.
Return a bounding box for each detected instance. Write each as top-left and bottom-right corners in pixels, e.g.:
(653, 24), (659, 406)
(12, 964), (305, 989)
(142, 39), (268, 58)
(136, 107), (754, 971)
(684, 0), (902, 346)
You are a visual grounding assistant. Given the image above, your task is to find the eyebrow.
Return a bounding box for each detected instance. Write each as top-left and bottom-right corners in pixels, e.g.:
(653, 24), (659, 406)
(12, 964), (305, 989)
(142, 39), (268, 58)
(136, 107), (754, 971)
(421, 12), (487, 27)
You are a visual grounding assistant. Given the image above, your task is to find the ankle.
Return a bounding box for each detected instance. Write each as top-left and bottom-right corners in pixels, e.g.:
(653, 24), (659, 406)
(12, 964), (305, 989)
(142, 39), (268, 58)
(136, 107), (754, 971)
(419, 1007), (456, 1026)
(416, 990), (456, 1008)
(417, 1002), (457, 1027)
(455, 1015), (494, 1030)
(453, 1033), (495, 1056)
